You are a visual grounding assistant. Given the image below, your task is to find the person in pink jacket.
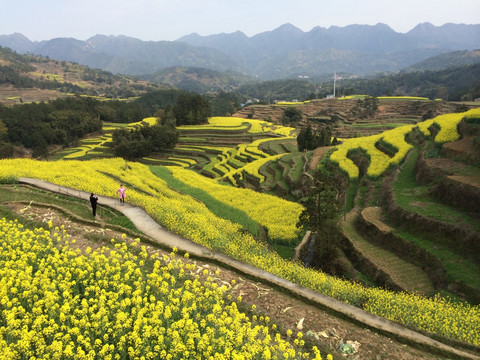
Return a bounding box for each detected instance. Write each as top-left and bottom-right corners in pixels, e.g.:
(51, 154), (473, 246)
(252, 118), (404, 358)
(116, 184), (126, 204)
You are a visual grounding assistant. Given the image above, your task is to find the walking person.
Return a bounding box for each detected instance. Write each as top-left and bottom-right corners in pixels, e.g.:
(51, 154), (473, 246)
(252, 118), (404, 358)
(90, 193), (98, 217)
(116, 184), (126, 205)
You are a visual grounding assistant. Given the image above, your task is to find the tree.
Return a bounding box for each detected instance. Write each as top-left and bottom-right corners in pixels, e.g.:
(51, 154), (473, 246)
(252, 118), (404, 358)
(297, 124), (332, 151)
(361, 96), (378, 117)
(297, 170), (342, 271)
(0, 119), (7, 140)
(111, 122), (178, 159)
(209, 91), (243, 116)
(282, 107), (303, 126)
(173, 93), (209, 126)
(297, 124), (315, 151)
(297, 171), (340, 232)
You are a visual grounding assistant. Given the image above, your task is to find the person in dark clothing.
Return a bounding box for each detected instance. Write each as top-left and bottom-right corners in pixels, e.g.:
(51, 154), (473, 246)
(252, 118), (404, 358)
(90, 193), (98, 217)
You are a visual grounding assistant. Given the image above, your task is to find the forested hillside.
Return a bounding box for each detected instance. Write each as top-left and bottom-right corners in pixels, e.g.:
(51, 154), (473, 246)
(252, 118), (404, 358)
(0, 46), (168, 105)
(334, 63), (480, 101)
(0, 90), (212, 158)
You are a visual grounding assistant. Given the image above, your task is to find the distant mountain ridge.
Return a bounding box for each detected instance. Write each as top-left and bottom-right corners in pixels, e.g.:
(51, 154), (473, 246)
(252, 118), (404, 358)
(1, 22), (479, 79)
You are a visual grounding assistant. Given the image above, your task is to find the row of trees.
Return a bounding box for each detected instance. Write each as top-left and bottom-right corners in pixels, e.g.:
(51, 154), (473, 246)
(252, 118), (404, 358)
(297, 124), (338, 151)
(0, 97), (103, 157)
(336, 63), (480, 101)
(112, 121), (178, 159)
(0, 90), (210, 158)
(110, 92), (209, 158)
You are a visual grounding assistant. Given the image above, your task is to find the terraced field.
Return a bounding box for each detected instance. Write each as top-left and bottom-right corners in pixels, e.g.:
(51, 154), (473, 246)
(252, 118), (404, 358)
(32, 100), (480, 356)
(233, 97), (461, 138)
(324, 106), (480, 306)
(340, 207), (435, 295)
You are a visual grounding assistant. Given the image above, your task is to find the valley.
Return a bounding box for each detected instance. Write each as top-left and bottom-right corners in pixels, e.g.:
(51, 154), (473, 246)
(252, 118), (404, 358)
(0, 36), (480, 359)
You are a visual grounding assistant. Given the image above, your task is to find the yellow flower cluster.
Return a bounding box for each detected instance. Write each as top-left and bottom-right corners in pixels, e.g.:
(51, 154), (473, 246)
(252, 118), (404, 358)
(187, 133), (297, 186)
(328, 125), (413, 179)
(128, 116), (158, 127)
(178, 116), (296, 136)
(464, 107), (480, 123)
(417, 112), (464, 143)
(168, 166), (304, 244)
(417, 109), (480, 143)
(64, 136), (112, 159)
(178, 117), (250, 132)
(275, 101), (310, 106)
(377, 96), (429, 101)
(0, 217), (329, 359)
(338, 95), (368, 100)
(339, 95), (430, 101)
(329, 109), (475, 179)
(1, 157), (479, 345)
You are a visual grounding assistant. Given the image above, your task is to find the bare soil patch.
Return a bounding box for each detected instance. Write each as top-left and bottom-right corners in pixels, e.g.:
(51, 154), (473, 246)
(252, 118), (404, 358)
(425, 158), (480, 189)
(425, 157), (467, 171)
(449, 175), (480, 188)
(308, 146), (331, 171)
(410, 201), (430, 209)
(361, 207), (392, 234)
(443, 137), (476, 155)
(0, 86), (63, 105)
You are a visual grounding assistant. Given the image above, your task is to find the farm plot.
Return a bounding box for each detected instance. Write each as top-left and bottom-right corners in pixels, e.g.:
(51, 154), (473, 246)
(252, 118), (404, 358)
(0, 217), (322, 359)
(328, 109), (479, 179)
(1, 157), (480, 346)
(53, 118), (158, 160)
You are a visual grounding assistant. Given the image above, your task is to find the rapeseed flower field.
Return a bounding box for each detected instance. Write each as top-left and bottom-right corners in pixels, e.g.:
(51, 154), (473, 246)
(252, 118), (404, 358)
(0, 218), (330, 359)
(329, 108), (479, 179)
(1, 156), (479, 346)
(167, 166), (303, 245)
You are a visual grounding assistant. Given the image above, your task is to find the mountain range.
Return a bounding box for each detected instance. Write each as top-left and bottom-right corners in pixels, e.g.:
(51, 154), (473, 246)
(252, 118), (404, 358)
(1, 22), (479, 80)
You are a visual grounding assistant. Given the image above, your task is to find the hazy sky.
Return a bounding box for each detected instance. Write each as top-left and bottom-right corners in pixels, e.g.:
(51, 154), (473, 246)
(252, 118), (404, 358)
(1, 0), (479, 41)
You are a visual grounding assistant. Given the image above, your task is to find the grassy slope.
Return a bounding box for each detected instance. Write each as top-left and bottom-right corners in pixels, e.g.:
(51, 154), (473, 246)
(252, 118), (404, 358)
(389, 149), (480, 293)
(0, 184), (140, 234)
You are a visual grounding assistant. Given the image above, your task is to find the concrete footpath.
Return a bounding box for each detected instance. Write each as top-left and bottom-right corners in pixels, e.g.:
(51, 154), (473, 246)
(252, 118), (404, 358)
(17, 177), (480, 360)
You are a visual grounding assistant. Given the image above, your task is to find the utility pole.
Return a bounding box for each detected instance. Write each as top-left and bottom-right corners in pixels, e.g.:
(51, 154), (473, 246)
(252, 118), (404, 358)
(333, 71), (336, 98)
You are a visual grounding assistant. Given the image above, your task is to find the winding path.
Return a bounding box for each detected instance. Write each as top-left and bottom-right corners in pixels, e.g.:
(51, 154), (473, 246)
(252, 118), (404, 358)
(16, 177), (480, 360)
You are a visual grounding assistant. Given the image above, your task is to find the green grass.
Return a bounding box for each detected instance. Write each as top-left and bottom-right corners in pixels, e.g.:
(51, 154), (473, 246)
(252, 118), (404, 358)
(148, 165), (260, 238)
(393, 149), (480, 233)
(261, 139), (289, 155)
(388, 149), (480, 298)
(440, 162), (480, 177)
(178, 137), (207, 142)
(345, 181), (359, 211)
(341, 211), (434, 295)
(281, 153), (304, 183)
(0, 184), (140, 234)
(393, 228), (480, 291)
(270, 243), (295, 260)
(278, 158), (291, 179)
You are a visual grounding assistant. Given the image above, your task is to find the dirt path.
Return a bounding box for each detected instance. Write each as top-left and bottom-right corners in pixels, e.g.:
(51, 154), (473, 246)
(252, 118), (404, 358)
(11, 178), (480, 360)
(360, 207), (393, 233)
(308, 146), (332, 171)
